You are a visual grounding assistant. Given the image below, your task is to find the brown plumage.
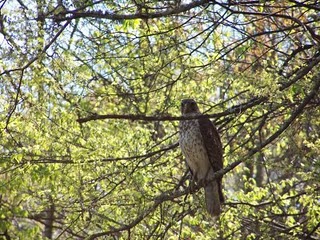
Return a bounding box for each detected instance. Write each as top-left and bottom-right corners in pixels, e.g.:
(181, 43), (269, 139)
(179, 99), (224, 216)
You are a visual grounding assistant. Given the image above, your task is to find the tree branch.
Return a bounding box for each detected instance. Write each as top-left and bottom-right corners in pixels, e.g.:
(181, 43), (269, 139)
(23, 142), (179, 164)
(76, 97), (266, 123)
(54, 0), (213, 21)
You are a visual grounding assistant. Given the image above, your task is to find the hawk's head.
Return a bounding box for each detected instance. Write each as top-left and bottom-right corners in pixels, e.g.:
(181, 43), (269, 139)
(181, 99), (200, 115)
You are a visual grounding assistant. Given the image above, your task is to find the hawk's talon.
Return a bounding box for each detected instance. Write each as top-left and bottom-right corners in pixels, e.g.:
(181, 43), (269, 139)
(189, 178), (197, 192)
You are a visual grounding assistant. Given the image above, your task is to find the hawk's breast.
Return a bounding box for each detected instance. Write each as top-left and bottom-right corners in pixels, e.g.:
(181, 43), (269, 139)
(179, 120), (211, 180)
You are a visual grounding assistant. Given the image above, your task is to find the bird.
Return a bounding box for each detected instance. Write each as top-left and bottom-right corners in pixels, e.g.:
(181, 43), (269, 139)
(179, 99), (224, 216)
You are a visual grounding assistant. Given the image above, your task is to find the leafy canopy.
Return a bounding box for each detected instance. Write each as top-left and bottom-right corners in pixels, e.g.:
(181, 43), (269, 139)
(0, 0), (319, 239)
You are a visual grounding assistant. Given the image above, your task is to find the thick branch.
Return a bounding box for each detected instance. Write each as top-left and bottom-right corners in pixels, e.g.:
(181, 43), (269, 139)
(77, 97), (266, 123)
(55, 0), (213, 21)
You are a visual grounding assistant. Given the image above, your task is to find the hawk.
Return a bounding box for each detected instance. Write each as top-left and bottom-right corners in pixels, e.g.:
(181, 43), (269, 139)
(179, 99), (224, 216)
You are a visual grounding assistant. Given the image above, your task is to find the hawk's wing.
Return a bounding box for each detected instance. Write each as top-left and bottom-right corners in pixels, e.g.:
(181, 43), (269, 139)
(198, 116), (223, 173)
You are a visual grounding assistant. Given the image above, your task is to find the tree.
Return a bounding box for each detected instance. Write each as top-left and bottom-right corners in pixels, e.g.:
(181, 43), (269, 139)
(0, 0), (319, 239)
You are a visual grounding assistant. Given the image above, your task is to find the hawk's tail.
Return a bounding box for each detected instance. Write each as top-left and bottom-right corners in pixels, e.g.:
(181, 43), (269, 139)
(204, 180), (221, 217)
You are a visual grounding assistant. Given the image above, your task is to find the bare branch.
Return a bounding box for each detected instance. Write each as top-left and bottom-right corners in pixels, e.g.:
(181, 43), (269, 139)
(77, 97), (266, 123)
(54, 0), (213, 21)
